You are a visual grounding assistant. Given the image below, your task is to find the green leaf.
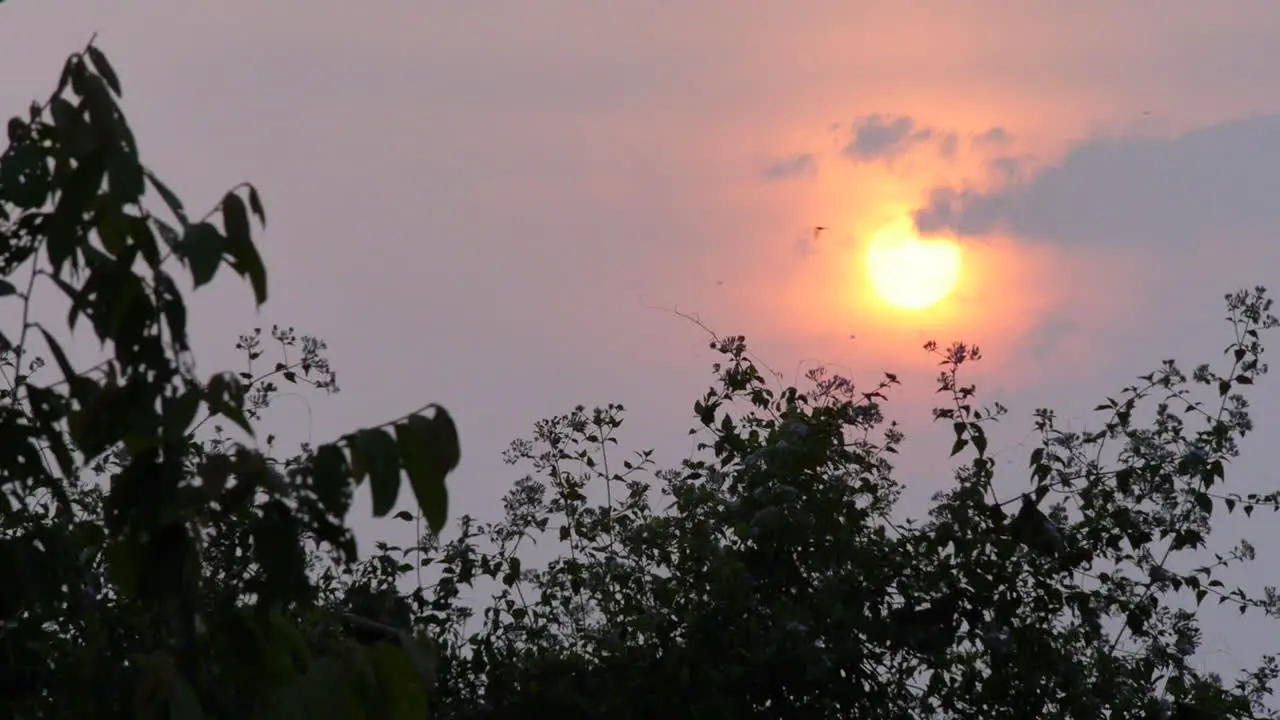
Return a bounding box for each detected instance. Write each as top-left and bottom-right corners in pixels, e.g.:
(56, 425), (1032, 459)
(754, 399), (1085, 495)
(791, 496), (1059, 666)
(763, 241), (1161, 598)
(395, 408), (461, 534)
(181, 222), (225, 288)
(357, 428), (402, 517)
(221, 191), (268, 305)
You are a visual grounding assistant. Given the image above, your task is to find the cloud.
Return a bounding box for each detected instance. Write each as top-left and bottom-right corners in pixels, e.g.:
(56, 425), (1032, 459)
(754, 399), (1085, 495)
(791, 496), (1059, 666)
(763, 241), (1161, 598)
(913, 114), (1280, 247)
(841, 115), (1010, 166)
(763, 153), (817, 181)
(843, 114), (938, 164)
(938, 133), (959, 160)
(989, 156), (1027, 184)
(971, 127), (1013, 150)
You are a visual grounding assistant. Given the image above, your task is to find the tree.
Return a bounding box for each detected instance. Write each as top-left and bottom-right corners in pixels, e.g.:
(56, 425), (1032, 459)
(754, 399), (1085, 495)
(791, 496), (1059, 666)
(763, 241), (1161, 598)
(394, 288), (1280, 719)
(0, 40), (462, 717)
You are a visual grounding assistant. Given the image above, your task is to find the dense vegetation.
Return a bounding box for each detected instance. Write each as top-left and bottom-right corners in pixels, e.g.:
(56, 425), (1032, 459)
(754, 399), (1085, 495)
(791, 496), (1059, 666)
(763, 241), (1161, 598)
(0, 41), (460, 717)
(4, 39), (1280, 720)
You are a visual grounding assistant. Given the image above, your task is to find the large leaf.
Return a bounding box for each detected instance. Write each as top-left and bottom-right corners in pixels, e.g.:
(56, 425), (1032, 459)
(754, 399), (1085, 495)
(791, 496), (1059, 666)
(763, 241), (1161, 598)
(395, 408), (460, 534)
(221, 191), (268, 305)
(85, 45), (123, 96)
(357, 428), (402, 518)
(181, 222), (225, 288)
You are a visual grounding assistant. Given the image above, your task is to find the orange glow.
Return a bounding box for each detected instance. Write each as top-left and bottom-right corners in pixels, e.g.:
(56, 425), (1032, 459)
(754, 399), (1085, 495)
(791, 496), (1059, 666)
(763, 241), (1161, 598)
(865, 220), (962, 310)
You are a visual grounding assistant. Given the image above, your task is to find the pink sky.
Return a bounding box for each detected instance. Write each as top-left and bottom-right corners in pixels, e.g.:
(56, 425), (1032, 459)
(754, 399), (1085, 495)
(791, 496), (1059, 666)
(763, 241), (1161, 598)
(5, 0), (1280, 674)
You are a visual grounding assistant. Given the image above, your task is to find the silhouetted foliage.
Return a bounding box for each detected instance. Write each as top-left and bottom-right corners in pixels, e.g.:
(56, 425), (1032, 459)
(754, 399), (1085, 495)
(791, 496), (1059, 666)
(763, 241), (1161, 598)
(5, 30), (1280, 720)
(0, 40), (461, 717)
(396, 289), (1280, 719)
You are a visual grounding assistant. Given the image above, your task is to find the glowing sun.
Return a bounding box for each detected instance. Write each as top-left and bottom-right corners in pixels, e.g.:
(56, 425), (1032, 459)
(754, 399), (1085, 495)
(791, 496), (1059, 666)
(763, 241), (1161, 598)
(865, 226), (963, 310)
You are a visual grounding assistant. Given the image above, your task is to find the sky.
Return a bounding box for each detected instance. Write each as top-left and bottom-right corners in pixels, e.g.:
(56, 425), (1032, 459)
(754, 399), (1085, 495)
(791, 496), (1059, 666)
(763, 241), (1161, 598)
(4, 0), (1280, 678)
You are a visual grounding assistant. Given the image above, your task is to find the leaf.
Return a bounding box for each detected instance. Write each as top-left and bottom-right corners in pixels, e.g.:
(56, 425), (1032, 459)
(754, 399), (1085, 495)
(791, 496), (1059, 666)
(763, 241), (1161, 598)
(180, 222), (225, 288)
(221, 191), (268, 305)
(222, 191), (252, 248)
(128, 214), (163, 268)
(162, 387), (202, 440)
(197, 453), (233, 495)
(971, 429), (988, 456)
(310, 443), (351, 511)
(96, 204), (129, 256)
(145, 169), (188, 226)
(85, 45), (123, 96)
(205, 373), (253, 436)
(1194, 492), (1212, 515)
(38, 327), (78, 388)
(393, 510), (414, 522)
(357, 428), (402, 517)
(396, 408), (461, 535)
(247, 184), (267, 226)
(0, 279), (17, 297)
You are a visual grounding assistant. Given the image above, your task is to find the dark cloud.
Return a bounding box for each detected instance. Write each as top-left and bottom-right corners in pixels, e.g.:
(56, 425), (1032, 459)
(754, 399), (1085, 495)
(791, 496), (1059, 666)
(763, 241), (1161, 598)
(843, 114), (938, 164)
(989, 156), (1026, 184)
(971, 127), (1013, 150)
(938, 133), (959, 159)
(913, 114), (1280, 246)
(763, 153), (817, 181)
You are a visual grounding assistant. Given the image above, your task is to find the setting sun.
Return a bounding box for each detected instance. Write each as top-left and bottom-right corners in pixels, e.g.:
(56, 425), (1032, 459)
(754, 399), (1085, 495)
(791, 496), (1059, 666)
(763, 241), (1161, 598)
(865, 224), (963, 310)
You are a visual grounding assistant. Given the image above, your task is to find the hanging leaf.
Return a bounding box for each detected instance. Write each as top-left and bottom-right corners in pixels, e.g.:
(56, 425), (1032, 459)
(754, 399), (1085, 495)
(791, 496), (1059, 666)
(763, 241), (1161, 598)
(395, 408), (460, 534)
(247, 183), (267, 226)
(181, 222), (225, 288)
(145, 169), (189, 226)
(357, 428), (402, 517)
(221, 191), (268, 305)
(85, 45), (123, 96)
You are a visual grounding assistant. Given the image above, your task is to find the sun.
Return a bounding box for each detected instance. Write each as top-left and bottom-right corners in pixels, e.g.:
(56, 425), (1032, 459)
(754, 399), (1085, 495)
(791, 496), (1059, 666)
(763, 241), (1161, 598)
(865, 224), (963, 310)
